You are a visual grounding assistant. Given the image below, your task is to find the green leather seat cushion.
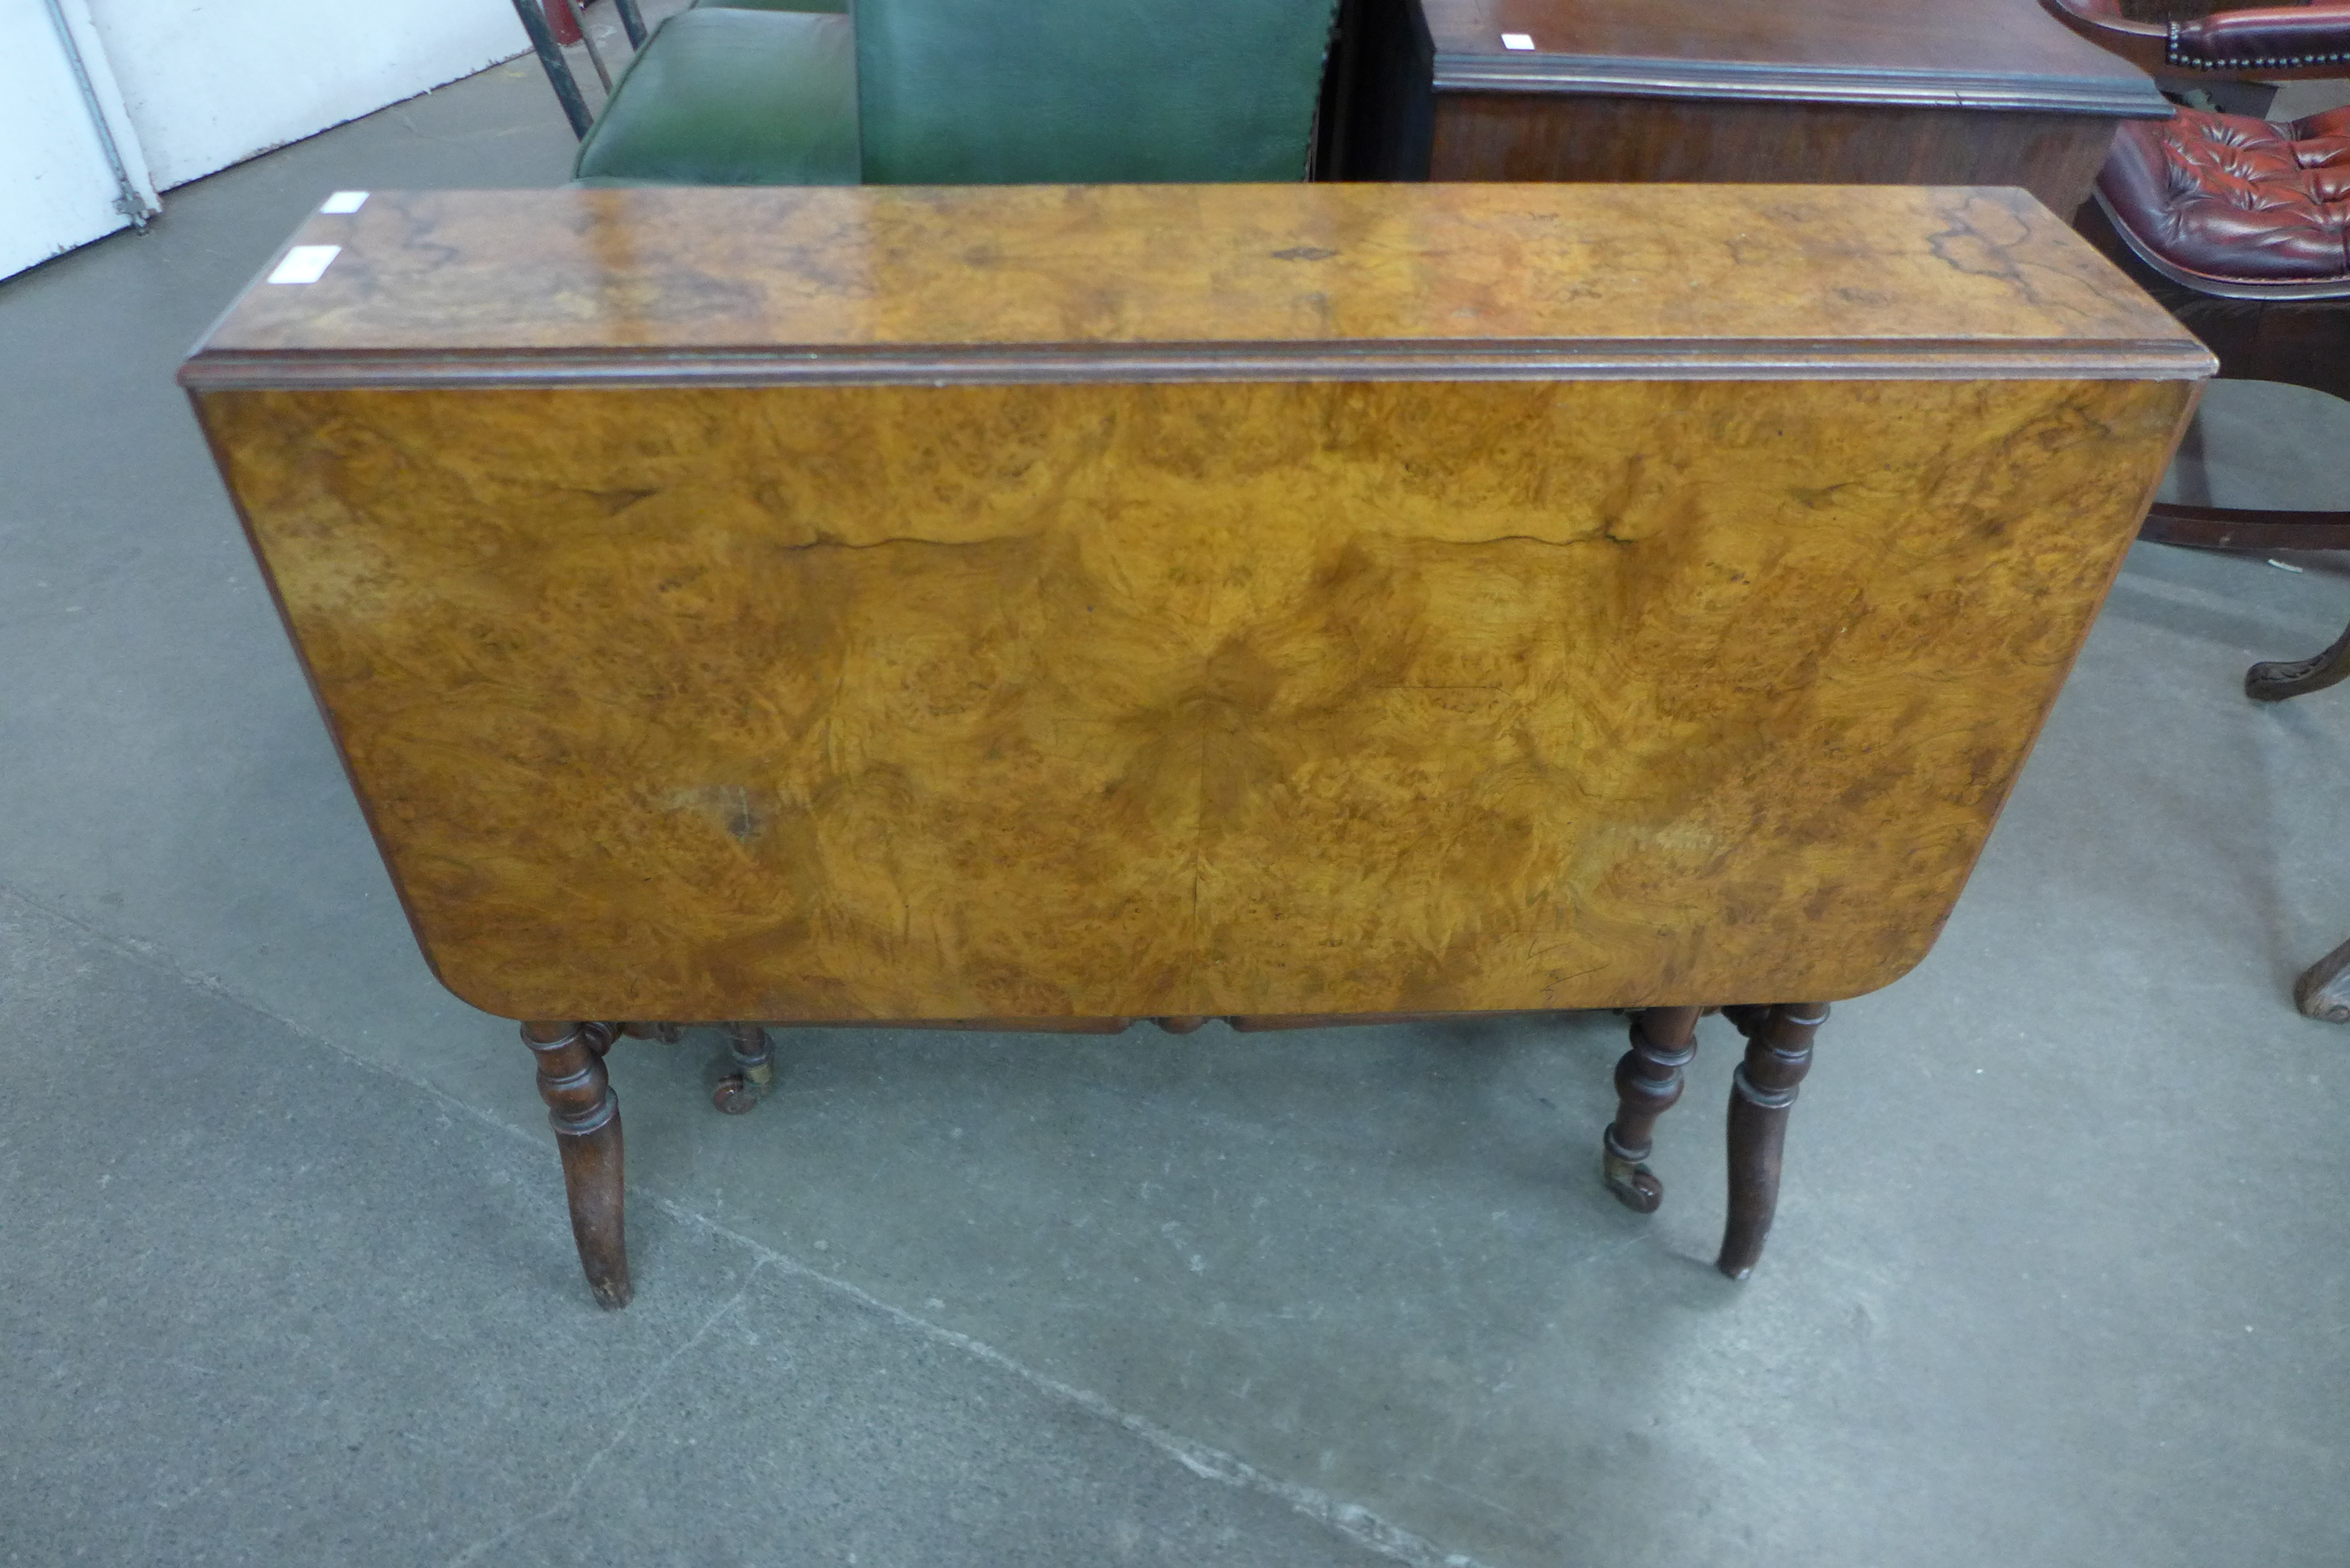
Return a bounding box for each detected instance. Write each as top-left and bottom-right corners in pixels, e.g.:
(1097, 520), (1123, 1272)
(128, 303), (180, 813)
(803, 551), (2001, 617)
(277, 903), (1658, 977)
(574, 8), (858, 186)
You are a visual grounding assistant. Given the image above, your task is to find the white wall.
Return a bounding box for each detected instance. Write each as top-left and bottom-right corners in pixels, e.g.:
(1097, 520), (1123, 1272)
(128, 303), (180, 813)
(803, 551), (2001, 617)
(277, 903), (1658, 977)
(83, 0), (529, 191)
(1, 0), (158, 278)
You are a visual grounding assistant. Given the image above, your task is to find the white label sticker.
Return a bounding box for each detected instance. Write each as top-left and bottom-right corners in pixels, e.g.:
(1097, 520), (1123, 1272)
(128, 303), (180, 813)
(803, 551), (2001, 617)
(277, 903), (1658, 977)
(319, 190), (369, 214)
(1501, 31), (1536, 49)
(267, 245), (342, 285)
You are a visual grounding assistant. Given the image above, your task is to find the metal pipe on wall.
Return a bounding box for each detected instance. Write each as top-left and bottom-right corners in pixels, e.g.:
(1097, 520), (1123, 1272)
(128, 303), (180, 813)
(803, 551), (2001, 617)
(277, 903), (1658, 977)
(39, 0), (158, 228)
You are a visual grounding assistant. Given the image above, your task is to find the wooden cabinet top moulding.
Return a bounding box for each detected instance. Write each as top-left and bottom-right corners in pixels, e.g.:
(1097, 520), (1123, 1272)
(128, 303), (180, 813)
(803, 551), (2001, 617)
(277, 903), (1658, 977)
(1423, 0), (2168, 116)
(185, 184), (2206, 390)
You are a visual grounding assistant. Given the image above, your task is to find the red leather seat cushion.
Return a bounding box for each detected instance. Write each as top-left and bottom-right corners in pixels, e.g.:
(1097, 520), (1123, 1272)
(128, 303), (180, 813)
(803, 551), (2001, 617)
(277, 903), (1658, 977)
(2099, 105), (2350, 291)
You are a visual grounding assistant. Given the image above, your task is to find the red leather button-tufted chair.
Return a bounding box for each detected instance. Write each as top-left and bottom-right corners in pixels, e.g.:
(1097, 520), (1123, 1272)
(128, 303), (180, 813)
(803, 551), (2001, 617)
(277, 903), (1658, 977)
(2045, 0), (2350, 683)
(2044, 0), (2350, 1024)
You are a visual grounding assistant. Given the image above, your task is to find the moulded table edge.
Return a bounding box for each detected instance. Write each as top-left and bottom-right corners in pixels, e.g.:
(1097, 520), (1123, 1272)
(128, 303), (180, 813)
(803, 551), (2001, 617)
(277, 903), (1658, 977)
(178, 339), (2218, 391)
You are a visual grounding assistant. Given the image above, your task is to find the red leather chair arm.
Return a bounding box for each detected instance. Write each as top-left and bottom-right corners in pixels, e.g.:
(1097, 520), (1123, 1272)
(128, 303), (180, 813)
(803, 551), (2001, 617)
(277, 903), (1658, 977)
(2041, 0), (2350, 78)
(2171, 4), (2350, 70)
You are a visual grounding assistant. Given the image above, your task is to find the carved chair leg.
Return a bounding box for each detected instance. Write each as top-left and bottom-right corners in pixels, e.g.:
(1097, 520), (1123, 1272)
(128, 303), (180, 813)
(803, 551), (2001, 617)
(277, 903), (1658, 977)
(712, 1023), (775, 1115)
(1602, 1005), (1703, 1214)
(1718, 1002), (1827, 1281)
(522, 1020), (632, 1308)
(2247, 617), (2350, 703)
(2294, 938), (2350, 1023)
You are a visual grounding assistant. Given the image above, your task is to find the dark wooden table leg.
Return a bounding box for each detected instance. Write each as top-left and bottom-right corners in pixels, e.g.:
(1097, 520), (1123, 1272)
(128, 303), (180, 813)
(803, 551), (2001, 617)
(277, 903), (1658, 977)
(1718, 1002), (1827, 1280)
(712, 1022), (775, 1114)
(521, 1020), (632, 1308)
(1602, 1005), (1703, 1213)
(2294, 938), (2350, 1022)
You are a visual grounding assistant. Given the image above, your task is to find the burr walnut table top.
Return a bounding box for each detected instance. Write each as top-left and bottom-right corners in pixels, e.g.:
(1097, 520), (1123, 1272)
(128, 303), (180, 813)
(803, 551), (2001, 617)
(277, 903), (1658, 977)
(188, 183), (2201, 380)
(184, 184), (2207, 1022)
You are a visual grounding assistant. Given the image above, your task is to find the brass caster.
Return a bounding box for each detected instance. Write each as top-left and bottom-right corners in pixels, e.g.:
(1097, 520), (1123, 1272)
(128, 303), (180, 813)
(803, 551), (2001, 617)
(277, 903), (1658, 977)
(1603, 1153), (1664, 1214)
(713, 1075), (765, 1115)
(1602, 1129), (1664, 1214)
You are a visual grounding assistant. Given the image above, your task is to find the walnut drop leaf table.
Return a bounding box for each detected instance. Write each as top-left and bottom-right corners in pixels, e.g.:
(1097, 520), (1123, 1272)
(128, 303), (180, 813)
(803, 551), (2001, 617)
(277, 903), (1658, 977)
(182, 184), (2209, 1306)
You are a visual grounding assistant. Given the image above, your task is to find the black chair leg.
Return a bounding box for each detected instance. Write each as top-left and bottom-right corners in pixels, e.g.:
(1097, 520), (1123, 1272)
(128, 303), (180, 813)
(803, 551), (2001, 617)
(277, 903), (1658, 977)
(2248, 617), (2350, 703)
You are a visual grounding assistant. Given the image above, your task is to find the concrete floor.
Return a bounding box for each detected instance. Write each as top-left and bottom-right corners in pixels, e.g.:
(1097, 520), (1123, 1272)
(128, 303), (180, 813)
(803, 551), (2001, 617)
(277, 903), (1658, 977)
(4, 59), (2349, 1568)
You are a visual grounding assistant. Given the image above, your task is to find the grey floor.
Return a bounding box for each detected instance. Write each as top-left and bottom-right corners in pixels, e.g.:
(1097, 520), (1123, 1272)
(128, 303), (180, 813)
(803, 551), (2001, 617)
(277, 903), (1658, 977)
(4, 58), (2349, 1568)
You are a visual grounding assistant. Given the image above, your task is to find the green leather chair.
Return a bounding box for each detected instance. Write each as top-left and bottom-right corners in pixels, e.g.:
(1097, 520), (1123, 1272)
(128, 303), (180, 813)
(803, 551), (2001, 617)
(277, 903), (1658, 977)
(527, 0), (1339, 188)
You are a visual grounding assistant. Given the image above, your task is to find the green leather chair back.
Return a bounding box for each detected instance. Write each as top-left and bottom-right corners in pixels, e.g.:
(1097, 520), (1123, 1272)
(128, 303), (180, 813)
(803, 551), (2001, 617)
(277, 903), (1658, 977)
(854, 0), (1337, 184)
(576, 7), (861, 185)
(576, 0), (1336, 187)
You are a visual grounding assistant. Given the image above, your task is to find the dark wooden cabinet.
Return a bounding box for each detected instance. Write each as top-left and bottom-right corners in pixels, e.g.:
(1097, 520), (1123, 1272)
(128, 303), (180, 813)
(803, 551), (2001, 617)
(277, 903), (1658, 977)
(1319, 0), (2170, 215)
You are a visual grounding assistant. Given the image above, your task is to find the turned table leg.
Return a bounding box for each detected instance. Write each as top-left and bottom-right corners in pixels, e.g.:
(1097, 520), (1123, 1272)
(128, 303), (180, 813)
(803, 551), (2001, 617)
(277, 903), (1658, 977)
(1602, 1005), (1703, 1213)
(1718, 1002), (1827, 1280)
(521, 1020), (632, 1309)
